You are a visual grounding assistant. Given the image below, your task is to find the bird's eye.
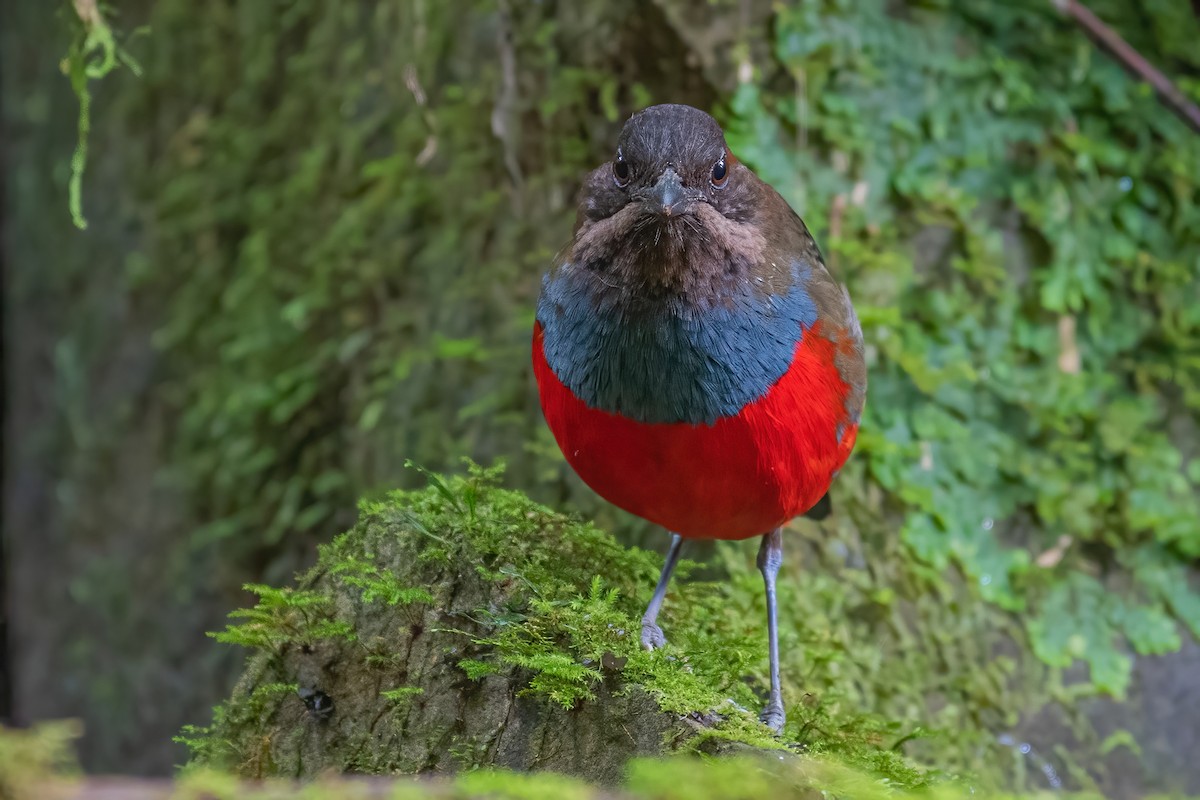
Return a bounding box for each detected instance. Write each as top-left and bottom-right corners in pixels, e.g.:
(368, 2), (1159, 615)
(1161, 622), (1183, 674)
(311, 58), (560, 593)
(711, 156), (728, 188)
(613, 152), (631, 188)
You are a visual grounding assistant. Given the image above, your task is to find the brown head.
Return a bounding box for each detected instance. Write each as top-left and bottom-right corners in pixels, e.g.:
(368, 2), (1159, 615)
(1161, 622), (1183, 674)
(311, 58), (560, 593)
(569, 104), (791, 304)
(577, 104), (761, 229)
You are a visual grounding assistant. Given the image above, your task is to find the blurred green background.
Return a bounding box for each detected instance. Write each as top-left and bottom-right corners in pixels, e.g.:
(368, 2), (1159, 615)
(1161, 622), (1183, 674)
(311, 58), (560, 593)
(2, 0), (1199, 794)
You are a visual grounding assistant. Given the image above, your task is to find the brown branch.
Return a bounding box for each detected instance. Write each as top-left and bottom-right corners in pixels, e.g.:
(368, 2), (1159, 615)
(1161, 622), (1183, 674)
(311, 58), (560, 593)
(492, 0), (525, 212)
(1052, 0), (1200, 134)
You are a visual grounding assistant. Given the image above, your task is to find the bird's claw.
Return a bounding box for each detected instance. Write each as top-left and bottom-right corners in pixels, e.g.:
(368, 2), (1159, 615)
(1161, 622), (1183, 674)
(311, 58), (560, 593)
(640, 620), (667, 650)
(760, 702), (786, 734)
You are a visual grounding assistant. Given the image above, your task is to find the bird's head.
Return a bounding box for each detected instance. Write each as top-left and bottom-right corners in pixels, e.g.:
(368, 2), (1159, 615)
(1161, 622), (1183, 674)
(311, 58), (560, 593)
(611, 104), (740, 220)
(578, 104), (755, 228)
(567, 104), (773, 304)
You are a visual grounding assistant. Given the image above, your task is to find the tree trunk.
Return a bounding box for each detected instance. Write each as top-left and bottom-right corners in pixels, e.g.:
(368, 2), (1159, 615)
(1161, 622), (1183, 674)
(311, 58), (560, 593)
(185, 470), (789, 783)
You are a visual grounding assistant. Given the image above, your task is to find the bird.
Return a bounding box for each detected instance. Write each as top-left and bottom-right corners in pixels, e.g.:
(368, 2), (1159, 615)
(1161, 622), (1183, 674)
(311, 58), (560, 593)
(532, 104), (867, 733)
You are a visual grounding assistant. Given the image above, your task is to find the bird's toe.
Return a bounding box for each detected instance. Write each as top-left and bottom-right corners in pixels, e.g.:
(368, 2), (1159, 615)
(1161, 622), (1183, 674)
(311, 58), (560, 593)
(760, 703), (786, 734)
(640, 621), (667, 650)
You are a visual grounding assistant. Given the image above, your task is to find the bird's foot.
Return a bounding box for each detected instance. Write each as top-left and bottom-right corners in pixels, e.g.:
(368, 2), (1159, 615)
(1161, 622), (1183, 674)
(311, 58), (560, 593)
(760, 702), (786, 734)
(640, 620), (667, 650)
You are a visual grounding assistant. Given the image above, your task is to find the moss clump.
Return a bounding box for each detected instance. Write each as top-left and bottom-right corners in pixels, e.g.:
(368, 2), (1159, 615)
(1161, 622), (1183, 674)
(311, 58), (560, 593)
(208, 585), (356, 650)
(184, 464), (945, 789)
(0, 722), (81, 800)
(452, 769), (600, 800)
(0, 723), (1140, 799)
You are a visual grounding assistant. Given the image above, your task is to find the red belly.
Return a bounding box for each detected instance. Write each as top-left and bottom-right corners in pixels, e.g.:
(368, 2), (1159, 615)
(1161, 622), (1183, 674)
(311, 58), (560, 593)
(533, 322), (858, 539)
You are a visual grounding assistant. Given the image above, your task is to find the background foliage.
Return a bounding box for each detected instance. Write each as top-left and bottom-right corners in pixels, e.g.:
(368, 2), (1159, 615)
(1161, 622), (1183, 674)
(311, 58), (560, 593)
(3, 0), (1199, 793)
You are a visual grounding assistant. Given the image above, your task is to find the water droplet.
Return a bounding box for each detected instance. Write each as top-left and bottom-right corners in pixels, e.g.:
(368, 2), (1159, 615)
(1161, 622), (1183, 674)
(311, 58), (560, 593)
(981, 574), (993, 586)
(1019, 743), (1032, 755)
(1118, 176), (1132, 192)
(982, 518), (994, 531)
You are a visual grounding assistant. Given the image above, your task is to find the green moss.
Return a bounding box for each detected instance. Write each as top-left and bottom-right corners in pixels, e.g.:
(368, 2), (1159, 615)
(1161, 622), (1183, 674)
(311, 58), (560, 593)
(332, 556), (436, 608)
(175, 682), (299, 774)
(0, 722), (81, 800)
(641, 757), (833, 800)
(0, 725), (1156, 800)
(457, 660), (499, 681)
(209, 585), (355, 650)
(454, 769), (599, 800)
(626, 754), (1077, 800)
(358, 466), (925, 769)
(186, 465), (1026, 791)
(382, 687), (425, 705)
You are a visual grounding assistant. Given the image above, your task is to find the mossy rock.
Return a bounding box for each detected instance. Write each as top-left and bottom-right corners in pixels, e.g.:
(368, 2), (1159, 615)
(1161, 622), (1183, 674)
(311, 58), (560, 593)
(183, 465), (864, 783)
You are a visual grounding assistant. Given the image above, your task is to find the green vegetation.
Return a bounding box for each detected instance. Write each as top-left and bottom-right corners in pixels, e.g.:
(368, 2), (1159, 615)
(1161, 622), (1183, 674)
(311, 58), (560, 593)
(209, 585), (356, 650)
(730, 0), (1200, 703)
(58, 0), (144, 229)
(0, 722), (1120, 799)
(174, 682), (300, 770)
(186, 466), (1061, 792)
(0, 722), (80, 800)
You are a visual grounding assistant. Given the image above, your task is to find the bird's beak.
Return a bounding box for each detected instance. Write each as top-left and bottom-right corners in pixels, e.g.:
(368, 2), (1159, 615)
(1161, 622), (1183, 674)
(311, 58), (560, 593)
(644, 168), (690, 218)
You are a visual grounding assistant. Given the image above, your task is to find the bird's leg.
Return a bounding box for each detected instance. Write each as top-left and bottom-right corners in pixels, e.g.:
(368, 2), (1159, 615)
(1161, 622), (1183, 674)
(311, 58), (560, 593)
(757, 527), (786, 733)
(640, 532), (684, 650)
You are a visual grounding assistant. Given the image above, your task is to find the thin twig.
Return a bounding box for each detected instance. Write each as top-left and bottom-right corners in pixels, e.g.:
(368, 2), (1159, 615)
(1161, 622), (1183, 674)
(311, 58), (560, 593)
(1052, 0), (1200, 134)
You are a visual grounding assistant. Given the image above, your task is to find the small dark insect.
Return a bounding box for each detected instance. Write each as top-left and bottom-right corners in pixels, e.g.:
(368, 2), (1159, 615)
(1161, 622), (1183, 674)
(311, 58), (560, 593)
(298, 686), (334, 720)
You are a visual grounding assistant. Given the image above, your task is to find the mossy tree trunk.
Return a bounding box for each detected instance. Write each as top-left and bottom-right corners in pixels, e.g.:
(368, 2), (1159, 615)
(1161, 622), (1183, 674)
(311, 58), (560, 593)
(188, 469), (796, 783)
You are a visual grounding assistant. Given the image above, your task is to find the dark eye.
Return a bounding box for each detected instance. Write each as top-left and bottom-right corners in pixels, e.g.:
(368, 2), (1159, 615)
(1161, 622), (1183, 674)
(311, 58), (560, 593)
(613, 151), (631, 187)
(711, 156), (728, 188)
